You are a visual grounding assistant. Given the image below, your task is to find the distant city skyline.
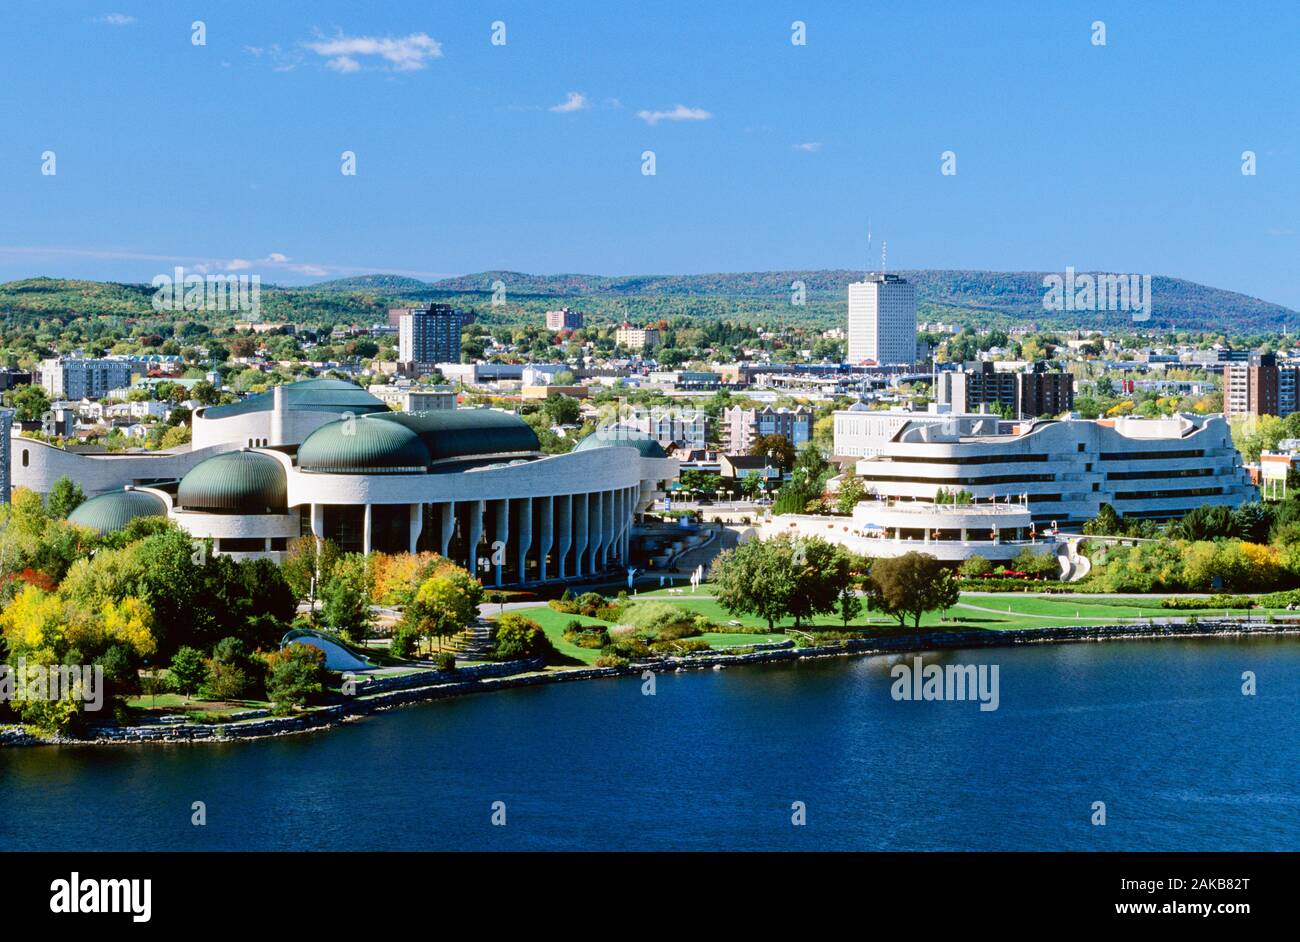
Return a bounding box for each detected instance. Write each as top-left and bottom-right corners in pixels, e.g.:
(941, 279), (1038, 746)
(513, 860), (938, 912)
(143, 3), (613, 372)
(0, 1), (1296, 308)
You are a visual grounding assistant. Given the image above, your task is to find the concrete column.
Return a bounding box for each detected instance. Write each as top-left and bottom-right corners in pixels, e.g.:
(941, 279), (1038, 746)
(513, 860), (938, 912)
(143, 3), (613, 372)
(363, 503), (373, 554)
(516, 497), (533, 583)
(493, 498), (509, 586)
(537, 495), (554, 581)
(587, 491), (604, 573)
(409, 503), (423, 554)
(271, 384), (288, 446)
(603, 490), (616, 567)
(556, 494), (572, 579)
(572, 493), (588, 577)
(625, 486), (634, 561)
(467, 500), (484, 574)
(624, 488), (634, 561)
(590, 488), (603, 569)
(439, 501), (456, 557)
(310, 503), (325, 542)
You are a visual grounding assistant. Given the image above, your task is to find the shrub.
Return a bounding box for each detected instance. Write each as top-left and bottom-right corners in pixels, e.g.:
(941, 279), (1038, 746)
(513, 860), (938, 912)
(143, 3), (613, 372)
(435, 652), (456, 672)
(264, 642), (326, 713)
(649, 638), (712, 655)
(594, 654), (629, 668)
(959, 555), (994, 578)
(491, 613), (554, 661)
(575, 592), (605, 617)
(621, 600), (696, 637)
(548, 598), (579, 614)
(389, 626), (420, 658)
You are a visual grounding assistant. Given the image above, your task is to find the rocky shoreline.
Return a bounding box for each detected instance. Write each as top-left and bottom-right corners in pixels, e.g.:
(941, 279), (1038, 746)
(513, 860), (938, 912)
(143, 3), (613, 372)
(3, 619), (1295, 748)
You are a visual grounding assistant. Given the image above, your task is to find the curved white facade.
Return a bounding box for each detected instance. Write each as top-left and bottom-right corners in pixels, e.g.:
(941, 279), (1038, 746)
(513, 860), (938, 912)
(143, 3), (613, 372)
(853, 414), (1255, 528)
(760, 501), (1052, 563)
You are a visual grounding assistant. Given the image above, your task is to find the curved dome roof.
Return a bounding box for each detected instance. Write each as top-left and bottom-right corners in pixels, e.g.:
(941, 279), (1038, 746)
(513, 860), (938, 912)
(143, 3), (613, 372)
(200, 378), (388, 420)
(369, 409), (539, 461)
(574, 426), (668, 459)
(178, 450), (288, 513)
(297, 416), (431, 473)
(68, 489), (168, 534)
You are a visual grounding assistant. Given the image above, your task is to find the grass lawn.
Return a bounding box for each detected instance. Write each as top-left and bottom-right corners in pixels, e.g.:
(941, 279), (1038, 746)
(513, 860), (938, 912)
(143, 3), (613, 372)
(125, 693), (271, 722)
(509, 590), (1292, 666)
(514, 605), (612, 665)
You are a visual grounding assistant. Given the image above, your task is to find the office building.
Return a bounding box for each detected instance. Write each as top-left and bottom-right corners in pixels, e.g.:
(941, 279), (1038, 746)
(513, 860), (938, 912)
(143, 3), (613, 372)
(847, 273), (916, 366)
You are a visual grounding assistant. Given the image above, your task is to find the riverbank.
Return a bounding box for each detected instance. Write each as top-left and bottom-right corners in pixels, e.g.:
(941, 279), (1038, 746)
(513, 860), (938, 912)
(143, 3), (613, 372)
(4, 617), (1297, 749)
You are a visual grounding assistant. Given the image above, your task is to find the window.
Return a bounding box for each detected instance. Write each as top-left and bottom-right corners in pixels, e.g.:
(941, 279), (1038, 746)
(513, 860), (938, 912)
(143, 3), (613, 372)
(21, 449), (29, 467)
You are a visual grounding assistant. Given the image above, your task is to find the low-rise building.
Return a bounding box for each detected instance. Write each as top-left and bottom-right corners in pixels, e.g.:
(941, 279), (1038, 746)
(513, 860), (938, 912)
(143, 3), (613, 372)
(722, 405), (813, 454)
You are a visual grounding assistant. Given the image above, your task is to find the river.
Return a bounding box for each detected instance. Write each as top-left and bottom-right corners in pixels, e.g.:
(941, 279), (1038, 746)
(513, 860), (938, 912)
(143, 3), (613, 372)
(1, 638), (1296, 851)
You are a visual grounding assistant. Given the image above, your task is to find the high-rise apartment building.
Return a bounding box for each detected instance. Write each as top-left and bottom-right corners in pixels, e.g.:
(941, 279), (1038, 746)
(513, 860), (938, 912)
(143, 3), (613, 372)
(398, 304), (464, 366)
(1223, 352), (1299, 419)
(847, 273), (916, 366)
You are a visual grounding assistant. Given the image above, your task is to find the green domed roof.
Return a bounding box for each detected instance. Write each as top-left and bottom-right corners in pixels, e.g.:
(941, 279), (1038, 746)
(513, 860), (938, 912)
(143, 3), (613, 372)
(200, 377), (387, 420)
(574, 426), (668, 459)
(68, 489), (168, 534)
(178, 450), (288, 513)
(370, 409), (539, 460)
(297, 416), (431, 473)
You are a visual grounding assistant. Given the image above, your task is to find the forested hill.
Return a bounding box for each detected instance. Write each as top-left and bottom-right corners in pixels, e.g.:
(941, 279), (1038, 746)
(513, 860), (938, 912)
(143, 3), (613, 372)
(0, 270), (1293, 335)
(316, 269), (1297, 333)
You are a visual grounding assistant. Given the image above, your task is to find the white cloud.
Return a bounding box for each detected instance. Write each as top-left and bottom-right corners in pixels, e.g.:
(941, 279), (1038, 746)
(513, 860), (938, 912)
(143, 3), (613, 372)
(326, 56), (361, 74)
(305, 32), (443, 73)
(550, 92), (591, 113)
(96, 14), (135, 26)
(794, 142), (823, 152)
(637, 104), (712, 125)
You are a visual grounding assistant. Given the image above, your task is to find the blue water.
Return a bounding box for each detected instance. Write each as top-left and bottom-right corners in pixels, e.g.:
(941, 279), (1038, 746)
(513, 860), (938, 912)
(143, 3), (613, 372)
(1, 638), (1297, 851)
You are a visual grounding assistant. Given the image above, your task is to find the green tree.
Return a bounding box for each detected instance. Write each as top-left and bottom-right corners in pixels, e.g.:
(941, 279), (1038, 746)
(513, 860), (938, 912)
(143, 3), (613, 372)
(168, 645), (207, 699)
(46, 477), (87, 519)
(711, 536), (798, 631)
(836, 475), (866, 515)
(749, 434), (796, 471)
(265, 642), (326, 713)
(865, 552), (960, 630)
(7, 384), (50, 422)
(402, 565), (483, 654)
(959, 555), (994, 578)
(317, 554), (372, 644)
(540, 394), (582, 426)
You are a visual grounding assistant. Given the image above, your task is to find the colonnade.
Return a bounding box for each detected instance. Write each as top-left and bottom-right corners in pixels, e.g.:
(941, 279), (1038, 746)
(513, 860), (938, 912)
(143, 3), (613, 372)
(308, 484), (640, 586)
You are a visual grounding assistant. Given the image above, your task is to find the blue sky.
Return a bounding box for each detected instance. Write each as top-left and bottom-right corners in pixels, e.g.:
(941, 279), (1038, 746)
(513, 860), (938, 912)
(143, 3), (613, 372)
(0, 1), (1297, 308)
